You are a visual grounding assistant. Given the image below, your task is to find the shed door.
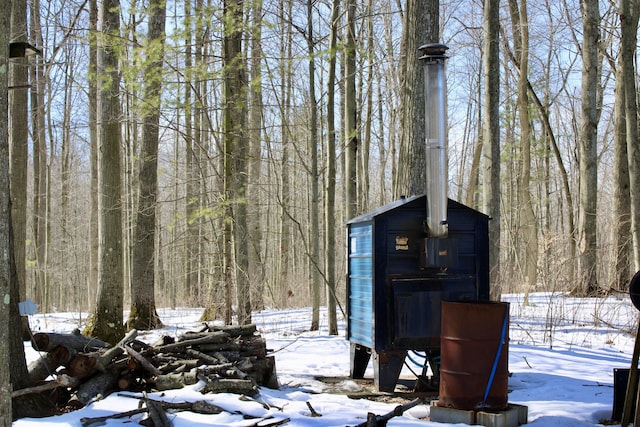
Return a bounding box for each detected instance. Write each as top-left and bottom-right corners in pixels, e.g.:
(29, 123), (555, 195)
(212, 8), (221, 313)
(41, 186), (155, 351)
(389, 275), (476, 349)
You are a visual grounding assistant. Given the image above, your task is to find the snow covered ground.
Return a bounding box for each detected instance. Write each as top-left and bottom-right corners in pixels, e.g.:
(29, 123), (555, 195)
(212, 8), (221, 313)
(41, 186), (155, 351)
(13, 292), (640, 426)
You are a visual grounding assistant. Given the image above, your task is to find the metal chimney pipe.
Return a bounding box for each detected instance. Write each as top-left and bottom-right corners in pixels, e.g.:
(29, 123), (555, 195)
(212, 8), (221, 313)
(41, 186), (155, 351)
(420, 43), (449, 238)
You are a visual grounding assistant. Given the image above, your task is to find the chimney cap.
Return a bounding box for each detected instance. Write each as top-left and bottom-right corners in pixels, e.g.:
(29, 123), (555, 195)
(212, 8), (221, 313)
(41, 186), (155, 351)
(419, 43), (449, 58)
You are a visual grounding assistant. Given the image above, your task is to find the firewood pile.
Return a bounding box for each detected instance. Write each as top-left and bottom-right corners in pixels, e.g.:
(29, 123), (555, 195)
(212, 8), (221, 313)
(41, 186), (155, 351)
(24, 323), (278, 412)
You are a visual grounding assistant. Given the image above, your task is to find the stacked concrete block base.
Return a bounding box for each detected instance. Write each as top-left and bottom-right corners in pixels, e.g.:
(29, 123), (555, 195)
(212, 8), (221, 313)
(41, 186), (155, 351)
(429, 401), (528, 427)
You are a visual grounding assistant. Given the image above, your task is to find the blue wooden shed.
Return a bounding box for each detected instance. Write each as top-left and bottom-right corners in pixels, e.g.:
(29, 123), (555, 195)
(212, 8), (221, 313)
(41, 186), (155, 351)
(346, 194), (490, 391)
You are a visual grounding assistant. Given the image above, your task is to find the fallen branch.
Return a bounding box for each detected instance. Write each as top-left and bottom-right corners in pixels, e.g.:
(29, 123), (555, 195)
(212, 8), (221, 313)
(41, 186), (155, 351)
(251, 417), (290, 427)
(80, 407), (147, 427)
(11, 374), (79, 398)
(306, 401), (321, 417)
(118, 393), (225, 414)
(349, 398), (422, 427)
(124, 344), (162, 376)
(143, 392), (172, 427)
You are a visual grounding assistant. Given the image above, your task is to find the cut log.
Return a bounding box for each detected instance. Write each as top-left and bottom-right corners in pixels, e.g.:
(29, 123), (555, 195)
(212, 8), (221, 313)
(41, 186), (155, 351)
(71, 370), (120, 405)
(153, 331), (229, 353)
(198, 323), (258, 337)
(157, 359), (200, 373)
(248, 356), (278, 388)
(154, 370), (198, 391)
(199, 377), (258, 396)
(67, 354), (98, 379)
(184, 348), (221, 365)
(196, 336), (267, 357)
(32, 332), (110, 352)
(93, 329), (138, 371)
(197, 363), (238, 377)
(28, 351), (61, 383)
(148, 335), (175, 347)
(27, 345), (75, 384)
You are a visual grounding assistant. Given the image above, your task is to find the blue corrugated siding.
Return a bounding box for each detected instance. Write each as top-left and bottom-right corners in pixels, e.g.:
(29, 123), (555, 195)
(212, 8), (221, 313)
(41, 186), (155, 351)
(348, 222), (373, 347)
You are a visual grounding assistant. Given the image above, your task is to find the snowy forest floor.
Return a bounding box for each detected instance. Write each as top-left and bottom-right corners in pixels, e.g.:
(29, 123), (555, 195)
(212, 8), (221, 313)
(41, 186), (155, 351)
(12, 292), (640, 426)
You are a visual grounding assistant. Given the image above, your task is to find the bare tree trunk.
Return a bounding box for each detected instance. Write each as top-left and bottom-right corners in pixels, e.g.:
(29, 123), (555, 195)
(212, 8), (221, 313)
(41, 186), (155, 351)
(613, 49), (631, 290)
(465, 88), (482, 209)
(344, 0), (357, 219)
(0, 19), (12, 423)
(307, 0), (321, 331)
(10, 0), (32, 337)
(508, 0), (538, 302)
(84, 0), (126, 345)
(184, 0), (197, 306)
(127, 0), (166, 330)
(577, 0), (599, 295)
(9, 0), (28, 310)
(88, 0), (99, 311)
(248, 0), (265, 311)
(222, 0), (250, 325)
(621, 0), (640, 273)
(394, 0), (439, 198)
(231, 0), (250, 326)
(277, 0), (293, 309)
(60, 48), (74, 310)
(30, 0), (48, 310)
(482, 0), (501, 299)
(325, 0), (340, 336)
(2, 34), (48, 417)
(359, 0), (375, 213)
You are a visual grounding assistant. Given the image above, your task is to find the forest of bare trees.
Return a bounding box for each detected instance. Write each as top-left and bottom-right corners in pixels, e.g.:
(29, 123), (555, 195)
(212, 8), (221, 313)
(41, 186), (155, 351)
(2, 0), (640, 345)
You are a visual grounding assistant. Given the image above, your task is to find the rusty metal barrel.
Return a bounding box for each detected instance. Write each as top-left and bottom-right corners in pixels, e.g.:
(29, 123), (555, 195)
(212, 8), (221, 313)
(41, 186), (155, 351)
(438, 300), (509, 410)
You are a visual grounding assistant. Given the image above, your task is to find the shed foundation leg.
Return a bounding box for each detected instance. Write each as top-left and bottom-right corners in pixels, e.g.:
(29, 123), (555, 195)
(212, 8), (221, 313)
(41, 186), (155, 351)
(373, 350), (406, 392)
(350, 343), (371, 379)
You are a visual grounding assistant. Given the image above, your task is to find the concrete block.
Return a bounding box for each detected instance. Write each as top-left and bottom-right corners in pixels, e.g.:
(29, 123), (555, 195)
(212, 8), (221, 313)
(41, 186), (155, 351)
(430, 403), (475, 425)
(512, 403), (528, 425)
(477, 410), (507, 427)
(477, 404), (528, 427)
(429, 401), (529, 426)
